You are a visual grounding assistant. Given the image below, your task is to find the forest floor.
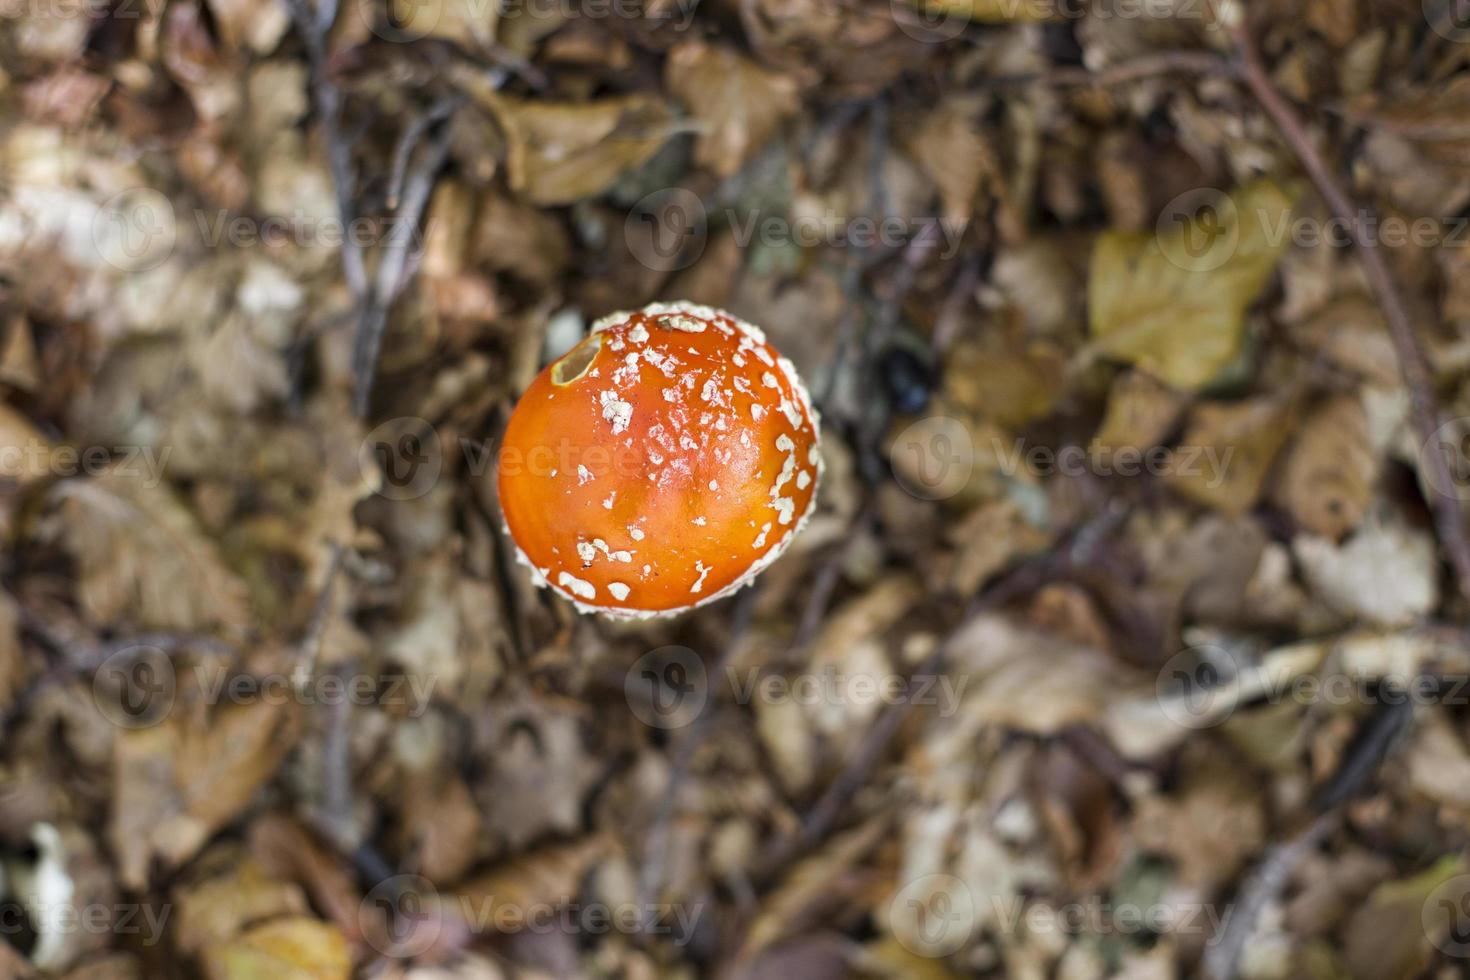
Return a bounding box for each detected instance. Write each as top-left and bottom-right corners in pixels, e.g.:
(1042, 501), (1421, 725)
(4, 0), (1470, 977)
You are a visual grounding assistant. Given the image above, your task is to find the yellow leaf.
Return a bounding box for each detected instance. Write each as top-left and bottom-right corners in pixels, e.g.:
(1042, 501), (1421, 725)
(904, 0), (1061, 23)
(202, 917), (351, 980)
(1087, 179), (1295, 390)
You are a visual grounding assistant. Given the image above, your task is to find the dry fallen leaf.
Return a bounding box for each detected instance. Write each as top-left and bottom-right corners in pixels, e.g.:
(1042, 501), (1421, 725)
(738, 819), (887, 960)
(0, 402), (52, 484)
(1165, 395), (1297, 516)
(907, 97), (1000, 224)
(1294, 510), (1439, 626)
(201, 916), (351, 980)
(111, 698), (300, 889)
(44, 470), (252, 636)
(898, 0), (1061, 23)
(1087, 179), (1295, 390)
(484, 94), (677, 206)
(1272, 392), (1377, 538)
(453, 835), (612, 933)
(173, 851), (310, 956)
(666, 41), (800, 178)
(1090, 369), (1189, 459)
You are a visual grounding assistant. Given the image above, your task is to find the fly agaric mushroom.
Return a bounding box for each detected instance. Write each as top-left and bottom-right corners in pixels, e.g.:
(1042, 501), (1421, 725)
(498, 301), (821, 618)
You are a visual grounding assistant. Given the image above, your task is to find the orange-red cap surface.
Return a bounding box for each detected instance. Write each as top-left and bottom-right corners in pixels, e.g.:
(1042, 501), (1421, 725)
(498, 302), (822, 618)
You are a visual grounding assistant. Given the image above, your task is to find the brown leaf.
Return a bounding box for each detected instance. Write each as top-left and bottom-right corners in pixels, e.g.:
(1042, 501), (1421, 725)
(0, 402), (53, 484)
(908, 99), (989, 223)
(1346, 76), (1470, 172)
(484, 94), (677, 205)
(173, 849), (310, 955)
(110, 699), (300, 889)
(403, 773), (483, 883)
(1272, 393), (1377, 538)
(900, 0), (1061, 23)
(248, 816), (365, 949)
(666, 41), (800, 178)
(1286, 295), (1400, 388)
(45, 470), (251, 635)
(454, 835), (612, 932)
(1089, 370), (1188, 459)
(476, 697), (601, 851)
(1165, 395), (1297, 516)
(945, 614), (1124, 735)
(0, 589), (25, 713)
(945, 499), (1050, 597)
(738, 819), (887, 960)
(1132, 749), (1266, 890)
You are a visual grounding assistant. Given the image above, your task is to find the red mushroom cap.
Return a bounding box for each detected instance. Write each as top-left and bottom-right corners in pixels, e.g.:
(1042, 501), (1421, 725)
(498, 302), (822, 618)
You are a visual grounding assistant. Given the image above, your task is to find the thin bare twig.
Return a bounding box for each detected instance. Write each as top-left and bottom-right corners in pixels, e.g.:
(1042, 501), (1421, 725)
(386, 95), (465, 211)
(284, 0), (365, 299)
(1202, 814), (1334, 980)
(983, 50), (1233, 90)
(1226, 9), (1470, 604)
(1204, 696), (1414, 980)
(292, 541), (345, 692)
(351, 118), (456, 417)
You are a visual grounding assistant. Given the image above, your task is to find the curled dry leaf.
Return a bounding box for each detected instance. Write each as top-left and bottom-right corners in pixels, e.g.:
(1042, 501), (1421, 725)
(738, 819), (887, 961)
(906, 96), (999, 225)
(1273, 392), (1378, 539)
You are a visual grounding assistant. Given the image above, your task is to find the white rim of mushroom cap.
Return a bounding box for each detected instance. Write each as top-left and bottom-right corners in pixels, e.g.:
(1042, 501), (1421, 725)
(506, 301), (824, 619)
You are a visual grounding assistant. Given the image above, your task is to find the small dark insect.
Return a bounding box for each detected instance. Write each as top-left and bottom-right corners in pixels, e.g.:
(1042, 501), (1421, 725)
(879, 346), (936, 415)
